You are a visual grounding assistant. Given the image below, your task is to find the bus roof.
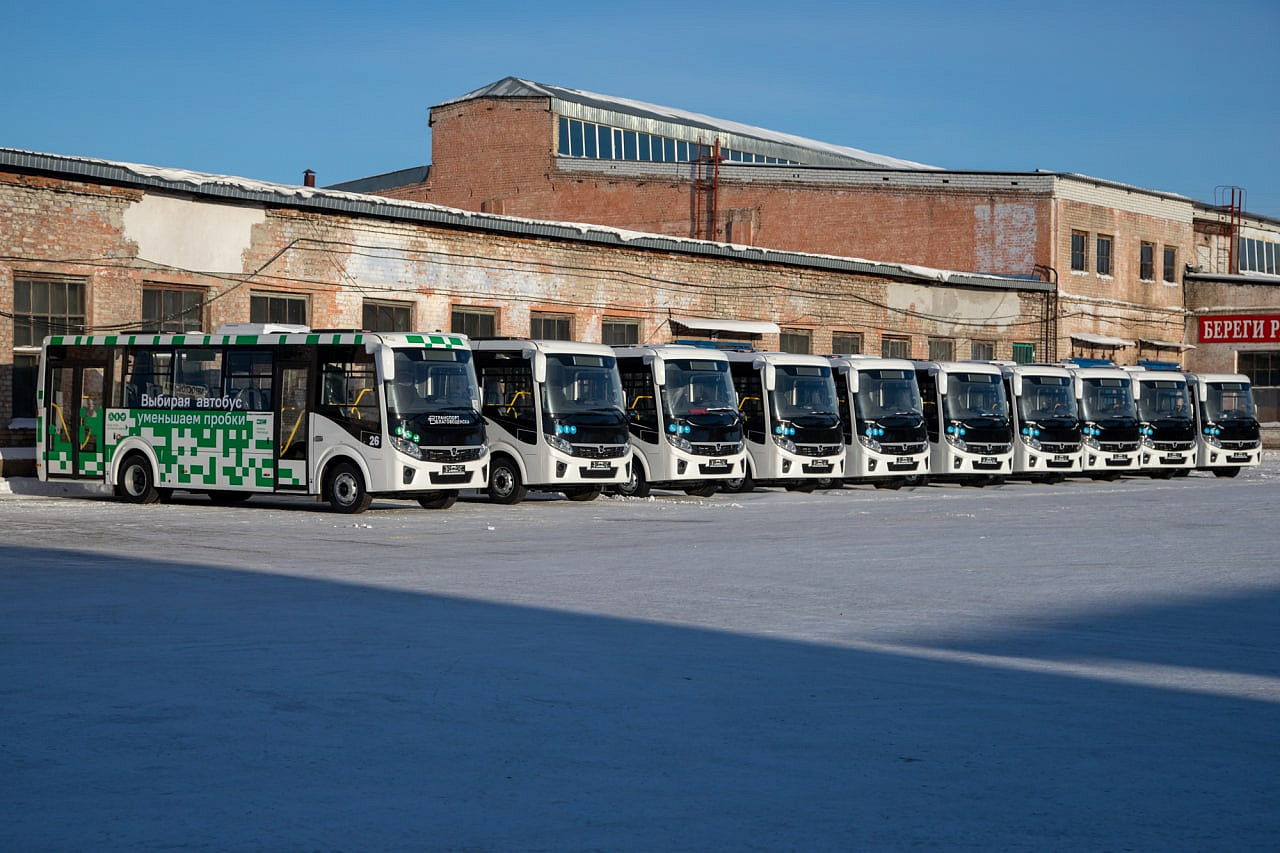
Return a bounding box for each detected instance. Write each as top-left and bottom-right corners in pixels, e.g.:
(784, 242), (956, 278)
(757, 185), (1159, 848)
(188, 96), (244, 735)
(42, 331), (470, 349)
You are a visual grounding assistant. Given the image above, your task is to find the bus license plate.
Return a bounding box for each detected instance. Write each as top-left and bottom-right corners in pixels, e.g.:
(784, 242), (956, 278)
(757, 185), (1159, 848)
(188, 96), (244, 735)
(590, 460), (612, 469)
(707, 458), (728, 468)
(980, 456), (997, 465)
(1054, 454), (1071, 462)
(1228, 453), (1250, 463)
(1110, 453), (1129, 462)
(896, 456), (912, 464)
(442, 464), (465, 474)
(1161, 454), (1185, 463)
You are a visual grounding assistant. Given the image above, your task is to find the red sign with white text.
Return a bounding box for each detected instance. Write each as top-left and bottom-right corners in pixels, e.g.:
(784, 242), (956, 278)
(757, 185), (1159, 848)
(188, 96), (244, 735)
(1198, 315), (1280, 343)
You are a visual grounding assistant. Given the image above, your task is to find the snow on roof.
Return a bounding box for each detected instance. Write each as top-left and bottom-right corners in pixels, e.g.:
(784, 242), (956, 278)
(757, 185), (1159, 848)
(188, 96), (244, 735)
(439, 77), (941, 172)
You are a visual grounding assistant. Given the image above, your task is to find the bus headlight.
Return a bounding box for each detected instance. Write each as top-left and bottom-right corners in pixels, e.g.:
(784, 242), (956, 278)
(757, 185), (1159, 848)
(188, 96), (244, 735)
(944, 433), (967, 452)
(391, 435), (424, 460)
(772, 434), (797, 452)
(545, 433), (574, 454)
(665, 432), (693, 452)
(858, 434), (882, 452)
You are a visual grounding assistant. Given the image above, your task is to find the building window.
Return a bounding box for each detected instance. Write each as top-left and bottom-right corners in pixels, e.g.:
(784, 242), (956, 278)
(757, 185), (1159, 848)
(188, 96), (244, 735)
(928, 338), (955, 361)
(531, 312), (571, 340)
(779, 329), (811, 354)
(971, 340), (995, 360)
(451, 307), (496, 339)
(601, 318), (640, 346)
(882, 336), (910, 359)
(14, 276), (86, 346)
(832, 331), (863, 355)
(1011, 343), (1036, 364)
(1140, 242), (1155, 281)
(1162, 246), (1178, 283)
(557, 116), (800, 166)
(13, 277), (87, 422)
(1238, 351), (1280, 423)
(1070, 231), (1088, 271)
(363, 300), (413, 332)
(142, 285), (204, 332)
(250, 292), (307, 326)
(1096, 236), (1113, 276)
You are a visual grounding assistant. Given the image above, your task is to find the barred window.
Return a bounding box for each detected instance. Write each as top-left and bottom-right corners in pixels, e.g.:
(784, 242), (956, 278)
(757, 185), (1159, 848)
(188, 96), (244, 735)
(602, 318), (640, 346)
(363, 300), (413, 332)
(250, 292), (307, 326)
(143, 286), (204, 332)
(451, 308), (496, 339)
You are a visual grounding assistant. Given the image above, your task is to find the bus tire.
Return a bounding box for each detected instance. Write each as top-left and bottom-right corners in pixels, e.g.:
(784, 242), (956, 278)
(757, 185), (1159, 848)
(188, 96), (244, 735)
(326, 461), (372, 514)
(488, 456), (527, 504)
(562, 485), (602, 502)
(720, 472), (754, 493)
(785, 481), (817, 493)
(1212, 467), (1241, 478)
(417, 490), (458, 510)
(873, 479), (903, 490)
(683, 482), (719, 498)
(117, 453), (160, 504)
(616, 463), (650, 498)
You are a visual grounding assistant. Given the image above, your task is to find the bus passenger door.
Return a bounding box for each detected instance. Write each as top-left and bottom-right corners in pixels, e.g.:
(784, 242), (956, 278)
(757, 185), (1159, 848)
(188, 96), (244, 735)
(275, 362), (311, 491)
(46, 361), (106, 479)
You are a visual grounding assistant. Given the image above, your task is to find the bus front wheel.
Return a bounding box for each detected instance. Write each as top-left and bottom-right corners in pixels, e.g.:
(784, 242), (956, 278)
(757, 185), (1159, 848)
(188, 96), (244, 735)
(117, 453), (160, 504)
(326, 461), (372, 514)
(615, 463), (650, 498)
(488, 457), (528, 505)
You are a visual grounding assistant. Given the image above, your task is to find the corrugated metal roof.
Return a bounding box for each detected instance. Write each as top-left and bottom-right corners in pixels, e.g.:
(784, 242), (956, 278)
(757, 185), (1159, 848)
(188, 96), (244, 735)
(0, 146), (1051, 294)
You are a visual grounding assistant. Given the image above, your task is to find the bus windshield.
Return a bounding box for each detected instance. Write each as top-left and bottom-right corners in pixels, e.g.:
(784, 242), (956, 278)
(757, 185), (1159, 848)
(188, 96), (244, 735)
(1136, 379), (1191, 422)
(1079, 377), (1135, 421)
(1203, 381), (1256, 421)
(662, 359), (737, 417)
(385, 348), (480, 417)
(944, 372), (1007, 420)
(543, 354), (625, 415)
(772, 365), (838, 419)
(853, 369), (922, 420)
(1018, 374), (1078, 421)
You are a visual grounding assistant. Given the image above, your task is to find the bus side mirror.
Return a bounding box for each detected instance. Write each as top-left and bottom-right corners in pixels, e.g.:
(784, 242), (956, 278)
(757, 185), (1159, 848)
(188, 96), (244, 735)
(762, 363), (777, 392)
(532, 352), (547, 384)
(845, 370), (859, 394)
(651, 358), (666, 387)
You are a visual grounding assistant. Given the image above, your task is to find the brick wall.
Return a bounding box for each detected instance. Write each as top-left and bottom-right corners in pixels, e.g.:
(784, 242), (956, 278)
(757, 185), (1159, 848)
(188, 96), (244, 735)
(1, 166), (1054, 447)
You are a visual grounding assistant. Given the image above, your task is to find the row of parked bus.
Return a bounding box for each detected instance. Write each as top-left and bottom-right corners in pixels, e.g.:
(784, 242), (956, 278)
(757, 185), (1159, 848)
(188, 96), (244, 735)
(36, 326), (1263, 513)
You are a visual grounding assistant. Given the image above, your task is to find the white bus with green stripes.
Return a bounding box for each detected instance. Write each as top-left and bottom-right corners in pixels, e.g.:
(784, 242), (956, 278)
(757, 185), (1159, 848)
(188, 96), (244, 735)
(36, 324), (488, 513)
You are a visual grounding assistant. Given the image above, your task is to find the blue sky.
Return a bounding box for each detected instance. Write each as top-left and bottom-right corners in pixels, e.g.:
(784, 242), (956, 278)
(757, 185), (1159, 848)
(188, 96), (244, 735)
(6, 0), (1278, 218)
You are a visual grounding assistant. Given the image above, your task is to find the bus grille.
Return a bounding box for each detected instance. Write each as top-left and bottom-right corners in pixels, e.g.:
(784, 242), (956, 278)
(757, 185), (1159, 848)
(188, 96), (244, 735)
(1040, 442), (1079, 454)
(967, 442), (1011, 455)
(690, 442), (743, 456)
(423, 447), (486, 463)
(571, 443), (630, 459)
(1099, 441), (1140, 453)
(882, 442), (927, 455)
(1221, 439), (1260, 450)
(796, 444), (842, 457)
(1152, 440), (1194, 452)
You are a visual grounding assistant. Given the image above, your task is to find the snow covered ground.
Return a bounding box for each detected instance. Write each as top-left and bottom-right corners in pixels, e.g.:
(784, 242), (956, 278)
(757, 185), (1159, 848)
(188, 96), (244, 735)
(2, 458), (1278, 851)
